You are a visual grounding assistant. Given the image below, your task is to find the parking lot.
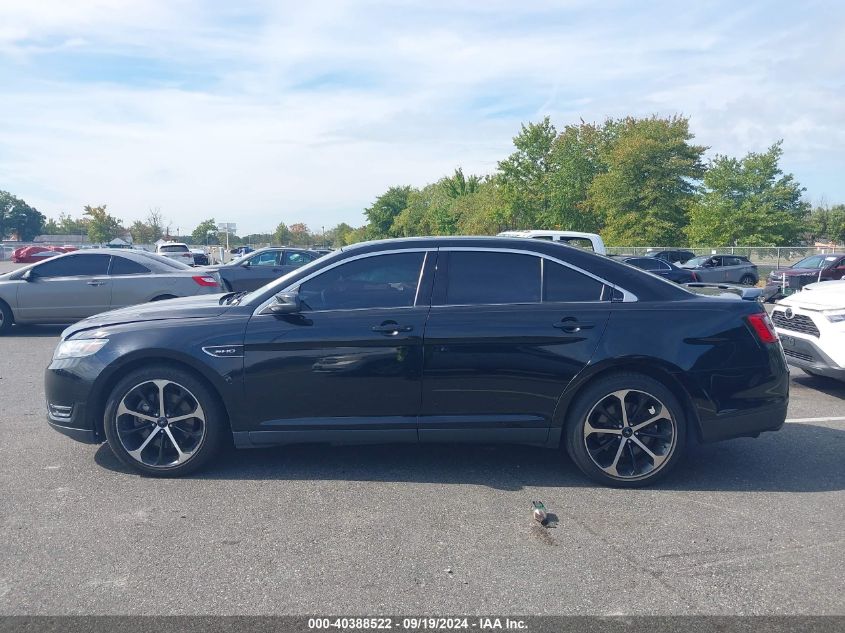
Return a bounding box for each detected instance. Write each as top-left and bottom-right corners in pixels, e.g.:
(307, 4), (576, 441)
(0, 261), (843, 616)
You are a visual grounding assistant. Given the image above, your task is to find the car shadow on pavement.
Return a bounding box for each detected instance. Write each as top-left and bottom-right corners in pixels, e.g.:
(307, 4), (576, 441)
(791, 372), (845, 399)
(94, 421), (845, 493)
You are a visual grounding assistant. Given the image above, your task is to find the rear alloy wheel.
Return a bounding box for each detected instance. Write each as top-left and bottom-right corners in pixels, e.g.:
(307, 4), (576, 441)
(565, 373), (686, 487)
(0, 301), (11, 335)
(739, 274), (756, 286)
(104, 366), (225, 476)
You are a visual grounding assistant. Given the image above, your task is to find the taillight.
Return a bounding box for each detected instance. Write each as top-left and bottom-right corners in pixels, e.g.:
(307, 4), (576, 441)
(746, 312), (778, 344)
(192, 275), (218, 287)
(691, 271), (699, 281)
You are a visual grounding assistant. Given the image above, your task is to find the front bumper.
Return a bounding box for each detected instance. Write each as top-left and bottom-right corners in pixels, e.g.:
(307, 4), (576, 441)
(44, 363), (102, 444)
(778, 332), (845, 379)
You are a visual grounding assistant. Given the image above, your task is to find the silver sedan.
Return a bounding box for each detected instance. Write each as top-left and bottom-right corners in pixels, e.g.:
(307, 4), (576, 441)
(0, 249), (221, 334)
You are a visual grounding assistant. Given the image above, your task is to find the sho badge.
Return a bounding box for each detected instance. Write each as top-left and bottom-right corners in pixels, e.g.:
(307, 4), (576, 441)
(202, 345), (244, 358)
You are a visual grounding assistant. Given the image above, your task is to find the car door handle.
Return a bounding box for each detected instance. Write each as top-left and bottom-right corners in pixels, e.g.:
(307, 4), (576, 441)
(554, 318), (594, 333)
(372, 322), (413, 335)
(87, 280), (106, 286)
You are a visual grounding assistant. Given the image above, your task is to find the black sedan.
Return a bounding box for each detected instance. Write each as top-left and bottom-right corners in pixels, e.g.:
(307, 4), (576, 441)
(206, 247), (319, 292)
(620, 256), (699, 283)
(45, 237), (788, 487)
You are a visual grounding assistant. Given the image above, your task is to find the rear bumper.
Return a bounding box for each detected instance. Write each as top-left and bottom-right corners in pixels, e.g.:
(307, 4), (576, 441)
(698, 403), (788, 443)
(779, 334), (845, 379)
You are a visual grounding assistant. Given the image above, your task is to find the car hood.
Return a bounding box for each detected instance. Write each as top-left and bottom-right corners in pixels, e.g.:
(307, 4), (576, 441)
(63, 293), (232, 337)
(779, 284), (845, 310)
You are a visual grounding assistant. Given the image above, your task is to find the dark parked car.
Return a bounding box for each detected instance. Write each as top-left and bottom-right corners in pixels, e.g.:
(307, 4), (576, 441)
(207, 247), (320, 292)
(45, 237), (787, 487)
(620, 256), (699, 283)
(680, 254), (758, 285)
(190, 249), (210, 266)
(645, 249), (695, 264)
(764, 253), (845, 299)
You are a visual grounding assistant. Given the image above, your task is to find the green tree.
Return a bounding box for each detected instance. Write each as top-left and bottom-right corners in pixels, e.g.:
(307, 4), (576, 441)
(808, 205), (845, 245)
(443, 167), (481, 199)
(588, 116), (706, 246)
(364, 186), (411, 238)
(274, 222), (291, 245)
(686, 142), (810, 246)
(190, 218), (218, 245)
(325, 222), (355, 247)
(497, 117), (558, 229)
(453, 178), (511, 234)
(544, 120), (617, 232)
(83, 204), (123, 244)
(0, 191), (45, 240)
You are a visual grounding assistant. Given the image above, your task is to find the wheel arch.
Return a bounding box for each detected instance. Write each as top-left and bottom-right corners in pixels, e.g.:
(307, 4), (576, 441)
(0, 295), (15, 325)
(89, 352), (234, 440)
(551, 357), (704, 446)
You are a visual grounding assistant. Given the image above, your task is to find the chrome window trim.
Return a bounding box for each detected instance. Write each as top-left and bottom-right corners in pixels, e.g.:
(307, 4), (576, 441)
(252, 245), (637, 316)
(440, 246), (638, 303)
(251, 248), (433, 316)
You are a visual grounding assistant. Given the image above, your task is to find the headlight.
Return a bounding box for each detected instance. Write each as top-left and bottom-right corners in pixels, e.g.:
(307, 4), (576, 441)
(53, 338), (109, 360)
(824, 310), (845, 323)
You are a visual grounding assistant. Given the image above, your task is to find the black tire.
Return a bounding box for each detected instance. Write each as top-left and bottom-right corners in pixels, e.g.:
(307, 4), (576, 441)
(150, 294), (177, 302)
(564, 372), (686, 488)
(739, 274), (757, 286)
(0, 300), (12, 335)
(103, 365), (227, 477)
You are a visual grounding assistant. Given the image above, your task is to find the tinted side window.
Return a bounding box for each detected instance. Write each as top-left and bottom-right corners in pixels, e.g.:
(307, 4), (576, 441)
(35, 254), (111, 278)
(251, 251), (280, 266)
(111, 256), (150, 276)
(629, 258), (661, 271)
(285, 251), (312, 266)
(446, 252), (540, 305)
(724, 256), (741, 266)
(299, 252), (424, 311)
(544, 261), (605, 302)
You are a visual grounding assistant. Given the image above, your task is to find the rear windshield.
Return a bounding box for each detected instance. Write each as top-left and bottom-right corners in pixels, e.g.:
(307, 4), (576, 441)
(159, 244), (189, 253)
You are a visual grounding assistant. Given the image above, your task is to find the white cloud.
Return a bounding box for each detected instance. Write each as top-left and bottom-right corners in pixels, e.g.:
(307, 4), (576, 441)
(0, 0), (843, 233)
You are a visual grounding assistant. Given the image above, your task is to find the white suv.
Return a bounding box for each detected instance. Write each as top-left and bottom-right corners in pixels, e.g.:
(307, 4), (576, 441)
(156, 242), (195, 265)
(773, 280), (845, 380)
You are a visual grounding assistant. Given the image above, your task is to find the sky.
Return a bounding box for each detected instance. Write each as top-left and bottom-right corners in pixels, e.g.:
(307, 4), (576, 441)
(0, 0), (843, 236)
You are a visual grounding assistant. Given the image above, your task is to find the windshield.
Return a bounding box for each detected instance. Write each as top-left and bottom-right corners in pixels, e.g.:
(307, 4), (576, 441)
(684, 256), (710, 267)
(791, 255), (827, 269)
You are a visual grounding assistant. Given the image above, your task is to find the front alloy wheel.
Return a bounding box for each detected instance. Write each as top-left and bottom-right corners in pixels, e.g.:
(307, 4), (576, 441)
(566, 373), (686, 487)
(104, 366), (225, 476)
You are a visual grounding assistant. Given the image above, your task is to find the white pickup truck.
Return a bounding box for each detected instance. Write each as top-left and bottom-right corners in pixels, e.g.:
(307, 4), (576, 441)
(772, 280), (845, 380)
(497, 230), (607, 255)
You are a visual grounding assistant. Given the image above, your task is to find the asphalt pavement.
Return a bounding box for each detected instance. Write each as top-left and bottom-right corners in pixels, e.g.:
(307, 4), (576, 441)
(0, 261), (843, 615)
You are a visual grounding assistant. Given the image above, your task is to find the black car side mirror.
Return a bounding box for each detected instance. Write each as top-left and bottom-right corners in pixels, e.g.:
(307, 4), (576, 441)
(241, 261), (251, 268)
(261, 291), (301, 315)
(21, 269), (35, 281)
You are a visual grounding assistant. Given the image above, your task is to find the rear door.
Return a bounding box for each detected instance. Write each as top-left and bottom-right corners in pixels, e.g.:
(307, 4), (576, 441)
(16, 254), (112, 322)
(419, 248), (611, 444)
(108, 255), (156, 309)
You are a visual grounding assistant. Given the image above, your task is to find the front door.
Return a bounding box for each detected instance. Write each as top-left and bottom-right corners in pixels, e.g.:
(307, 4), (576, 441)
(420, 250), (610, 444)
(16, 254), (112, 322)
(242, 250), (433, 445)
